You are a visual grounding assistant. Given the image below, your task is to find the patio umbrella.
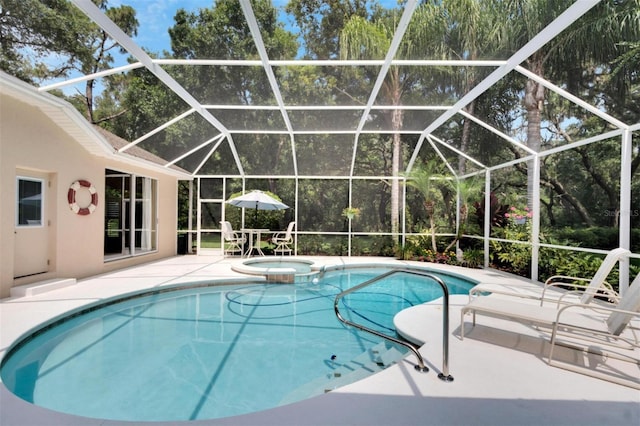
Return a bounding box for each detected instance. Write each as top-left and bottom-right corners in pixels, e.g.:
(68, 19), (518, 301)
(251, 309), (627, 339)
(226, 190), (289, 226)
(226, 190), (288, 210)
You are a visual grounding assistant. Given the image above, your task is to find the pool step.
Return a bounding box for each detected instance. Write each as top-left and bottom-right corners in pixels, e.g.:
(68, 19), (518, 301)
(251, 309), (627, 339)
(279, 342), (405, 405)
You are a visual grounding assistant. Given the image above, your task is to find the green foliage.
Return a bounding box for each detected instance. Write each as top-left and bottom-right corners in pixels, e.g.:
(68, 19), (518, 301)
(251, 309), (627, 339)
(285, 0), (373, 60)
(462, 249), (484, 269)
(490, 219), (533, 275)
(538, 247), (607, 283)
(473, 192), (509, 231)
(551, 226), (640, 252)
(488, 224), (640, 291)
(538, 246), (640, 293)
(0, 0), (94, 82)
(297, 234), (348, 256)
(351, 236), (396, 256)
(402, 235), (458, 265)
(405, 162), (452, 251)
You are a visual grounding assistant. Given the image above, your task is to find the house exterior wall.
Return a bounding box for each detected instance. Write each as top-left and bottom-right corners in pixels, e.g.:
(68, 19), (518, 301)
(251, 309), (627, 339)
(0, 94), (178, 299)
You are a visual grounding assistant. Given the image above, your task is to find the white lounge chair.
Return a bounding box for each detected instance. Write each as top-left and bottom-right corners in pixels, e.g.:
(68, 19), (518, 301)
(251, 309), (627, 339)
(461, 273), (640, 388)
(470, 247), (630, 306)
(272, 221), (295, 255)
(220, 221), (246, 257)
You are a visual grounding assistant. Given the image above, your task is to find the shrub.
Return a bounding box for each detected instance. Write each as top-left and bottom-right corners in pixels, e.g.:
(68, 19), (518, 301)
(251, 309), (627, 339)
(552, 226), (640, 252)
(490, 219), (532, 276)
(462, 249), (484, 268)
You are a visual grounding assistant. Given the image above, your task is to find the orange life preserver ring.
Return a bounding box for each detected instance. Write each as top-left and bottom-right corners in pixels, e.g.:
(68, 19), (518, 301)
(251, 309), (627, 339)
(67, 180), (98, 216)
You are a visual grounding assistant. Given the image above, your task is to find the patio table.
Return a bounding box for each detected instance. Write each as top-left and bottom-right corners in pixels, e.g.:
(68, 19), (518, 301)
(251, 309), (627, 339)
(241, 228), (270, 257)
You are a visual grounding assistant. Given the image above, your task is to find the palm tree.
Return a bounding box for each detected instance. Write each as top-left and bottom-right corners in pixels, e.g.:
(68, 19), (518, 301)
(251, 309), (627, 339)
(340, 5), (448, 237)
(444, 177), (483, 252)
(506, 0), (640, 210)
(443, 0), (509, 174)
(406, 162), (450, 252)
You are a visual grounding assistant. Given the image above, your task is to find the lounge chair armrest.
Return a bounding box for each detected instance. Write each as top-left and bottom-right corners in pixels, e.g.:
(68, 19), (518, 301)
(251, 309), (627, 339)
(555, 302), (631, 317)
(541, 276), (618, 306)
(544, 276), (616, 293)
(544, 275), (587, 284)
(555, 288), (619, 307)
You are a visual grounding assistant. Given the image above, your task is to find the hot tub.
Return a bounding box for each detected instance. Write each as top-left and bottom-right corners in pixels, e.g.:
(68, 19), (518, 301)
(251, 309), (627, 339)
(232, 258), (319, 283)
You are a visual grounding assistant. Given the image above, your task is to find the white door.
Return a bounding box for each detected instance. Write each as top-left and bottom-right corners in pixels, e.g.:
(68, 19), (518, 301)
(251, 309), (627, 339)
(14, 175), (49, 278)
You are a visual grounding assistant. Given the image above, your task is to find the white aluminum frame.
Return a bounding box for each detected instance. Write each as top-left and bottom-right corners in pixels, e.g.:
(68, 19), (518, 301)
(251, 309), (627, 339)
(47, 0), (636, 290)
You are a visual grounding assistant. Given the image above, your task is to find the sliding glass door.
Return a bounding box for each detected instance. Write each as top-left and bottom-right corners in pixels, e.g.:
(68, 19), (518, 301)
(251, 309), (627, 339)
(104, 169), (157, 260)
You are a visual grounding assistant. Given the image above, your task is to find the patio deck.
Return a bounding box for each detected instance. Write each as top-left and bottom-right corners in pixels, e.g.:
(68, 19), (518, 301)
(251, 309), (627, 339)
(1, 255), (638, 426)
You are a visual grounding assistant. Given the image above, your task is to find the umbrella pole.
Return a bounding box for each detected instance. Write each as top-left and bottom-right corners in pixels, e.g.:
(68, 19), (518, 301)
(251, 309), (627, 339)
(254, 202), (259, 228)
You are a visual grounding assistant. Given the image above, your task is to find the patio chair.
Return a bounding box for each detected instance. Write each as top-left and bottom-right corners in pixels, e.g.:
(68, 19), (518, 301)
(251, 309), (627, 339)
(469, 247), (630, 306)
(220, 221), (246, 257)
(272, 221), (295, 255)
(460, 272), (640, 389)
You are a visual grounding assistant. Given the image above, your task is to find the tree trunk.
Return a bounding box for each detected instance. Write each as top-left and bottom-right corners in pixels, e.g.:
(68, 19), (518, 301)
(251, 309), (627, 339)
(459, 101), (474, 174)
(391, 122), (402, 237)
(85, 79), (95, 123)
(576, 146), (618, 226)
(541, 177), (594, 226)
(523, 57), (545, 211)
(388, 69), (404, 237)
(425, 200), (437, 252)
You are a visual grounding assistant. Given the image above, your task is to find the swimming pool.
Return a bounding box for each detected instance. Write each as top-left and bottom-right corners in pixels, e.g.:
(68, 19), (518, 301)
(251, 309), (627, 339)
(1, 267), (475, 422)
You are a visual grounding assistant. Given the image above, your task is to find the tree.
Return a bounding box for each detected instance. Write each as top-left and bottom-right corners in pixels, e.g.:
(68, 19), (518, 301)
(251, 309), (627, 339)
(80, 1), (138, 123)
(405, 162), (451, 252)
(285, 0), (373, 59)
(130, 0), (299, 172)
(507, 0), (640, 212)
(0, 0), (93, 82)
(444, 177), (483, 252)
(340, 4), (448, 237)
(442, 0), (509, 174)
(0, 0), (138, 123)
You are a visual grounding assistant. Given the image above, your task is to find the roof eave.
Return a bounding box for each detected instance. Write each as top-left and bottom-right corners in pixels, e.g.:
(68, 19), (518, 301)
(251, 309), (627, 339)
(0, 71), (192, 180)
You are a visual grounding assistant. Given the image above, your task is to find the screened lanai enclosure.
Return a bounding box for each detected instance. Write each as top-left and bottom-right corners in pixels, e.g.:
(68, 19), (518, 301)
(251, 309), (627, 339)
(7, 0), (639, 292)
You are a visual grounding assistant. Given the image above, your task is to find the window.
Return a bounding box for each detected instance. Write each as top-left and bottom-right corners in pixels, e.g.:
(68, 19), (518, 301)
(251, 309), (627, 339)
(104, 169), (157, 260)
(16, 177), (43, 226)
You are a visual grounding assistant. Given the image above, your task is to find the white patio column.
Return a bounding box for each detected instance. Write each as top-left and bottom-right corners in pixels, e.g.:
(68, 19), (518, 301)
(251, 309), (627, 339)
(294, 178), (299, 256)
(348, 178), (353, 257)
(188, 180), (193, 254)
(619, 129), (632, 295)
(484, 170), (491, 268)
(530, 154), (541, 283)
(196, 177), (201, 255)
(402, 178), (407, 249)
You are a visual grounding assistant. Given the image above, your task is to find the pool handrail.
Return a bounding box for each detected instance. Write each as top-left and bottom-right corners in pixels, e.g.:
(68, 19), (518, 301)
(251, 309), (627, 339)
(333, 268), (453, 382)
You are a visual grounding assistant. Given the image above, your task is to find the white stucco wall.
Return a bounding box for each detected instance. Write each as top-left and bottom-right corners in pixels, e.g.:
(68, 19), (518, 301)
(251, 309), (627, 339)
(0, 93), (179, 298)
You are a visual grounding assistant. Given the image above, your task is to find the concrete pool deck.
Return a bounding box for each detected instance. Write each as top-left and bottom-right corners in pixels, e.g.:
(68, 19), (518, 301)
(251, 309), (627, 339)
(1, 255), (638, 425)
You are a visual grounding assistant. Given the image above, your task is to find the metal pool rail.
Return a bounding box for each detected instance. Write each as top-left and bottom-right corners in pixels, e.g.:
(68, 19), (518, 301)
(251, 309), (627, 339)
(334, 268), (453, 382)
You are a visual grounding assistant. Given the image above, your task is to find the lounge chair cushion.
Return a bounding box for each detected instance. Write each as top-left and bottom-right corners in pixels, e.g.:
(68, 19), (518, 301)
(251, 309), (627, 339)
(463, 297), (560, 327)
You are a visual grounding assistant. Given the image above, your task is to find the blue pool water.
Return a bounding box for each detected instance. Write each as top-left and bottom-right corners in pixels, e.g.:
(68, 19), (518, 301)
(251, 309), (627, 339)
(1, 267), (475, 422)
